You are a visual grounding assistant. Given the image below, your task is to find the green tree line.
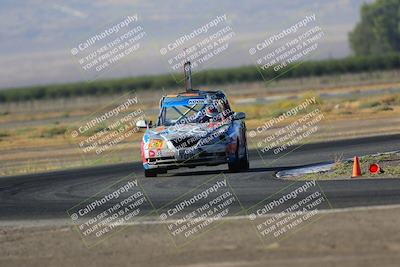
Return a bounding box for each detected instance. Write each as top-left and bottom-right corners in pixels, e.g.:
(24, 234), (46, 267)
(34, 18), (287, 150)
(0, 53), (399, 103)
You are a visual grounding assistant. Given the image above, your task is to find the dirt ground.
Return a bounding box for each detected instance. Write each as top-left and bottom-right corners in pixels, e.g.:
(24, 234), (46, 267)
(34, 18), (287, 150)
(1, 206), (400, 267)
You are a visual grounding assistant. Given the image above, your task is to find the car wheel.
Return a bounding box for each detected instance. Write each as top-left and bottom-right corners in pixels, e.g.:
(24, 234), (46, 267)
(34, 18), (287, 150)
(239, 151), (249, 170)
(228, 139), (241, 172)
(144, 169), (158, 177)
(240, 134), (250, 170)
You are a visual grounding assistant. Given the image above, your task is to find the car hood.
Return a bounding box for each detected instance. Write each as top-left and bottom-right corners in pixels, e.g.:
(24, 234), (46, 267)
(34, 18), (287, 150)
(147, 122), (230, 141)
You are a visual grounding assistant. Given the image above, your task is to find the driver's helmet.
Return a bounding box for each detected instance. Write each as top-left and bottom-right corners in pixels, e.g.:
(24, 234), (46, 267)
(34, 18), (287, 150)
(198, 98), (226, 123)
(205, 103), (220, 118)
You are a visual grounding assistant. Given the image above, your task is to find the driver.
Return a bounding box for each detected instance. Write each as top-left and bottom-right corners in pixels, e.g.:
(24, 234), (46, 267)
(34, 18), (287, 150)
(198, 100), (224, 123)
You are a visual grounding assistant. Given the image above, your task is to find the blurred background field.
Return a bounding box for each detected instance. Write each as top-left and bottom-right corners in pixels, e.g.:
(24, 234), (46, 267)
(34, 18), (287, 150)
(1, 68), (400, 176)
(1, 0), (400, 177)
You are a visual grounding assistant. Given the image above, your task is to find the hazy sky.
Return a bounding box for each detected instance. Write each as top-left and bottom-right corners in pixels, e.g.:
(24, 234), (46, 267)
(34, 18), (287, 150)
(0, 0), (372, 89)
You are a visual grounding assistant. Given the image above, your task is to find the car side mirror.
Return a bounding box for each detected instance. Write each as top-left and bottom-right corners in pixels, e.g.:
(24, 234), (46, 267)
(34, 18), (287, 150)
(136, 120), (152, 128)
(233, 112), (246, 120)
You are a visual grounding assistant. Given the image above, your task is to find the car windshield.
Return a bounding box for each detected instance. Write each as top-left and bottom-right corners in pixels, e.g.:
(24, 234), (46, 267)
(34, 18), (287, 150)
(158, 97), (231, 126)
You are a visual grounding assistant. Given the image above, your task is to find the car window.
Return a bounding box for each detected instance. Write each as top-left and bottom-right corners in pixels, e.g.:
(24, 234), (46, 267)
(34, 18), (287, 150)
(162, 102), (204, 126)
(160, 97), (231, 126)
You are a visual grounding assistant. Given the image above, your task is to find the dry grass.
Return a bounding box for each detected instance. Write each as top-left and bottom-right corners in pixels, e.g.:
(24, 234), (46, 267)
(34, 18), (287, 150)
(1, 70), (400, 176)
(298, 153), (400, 180)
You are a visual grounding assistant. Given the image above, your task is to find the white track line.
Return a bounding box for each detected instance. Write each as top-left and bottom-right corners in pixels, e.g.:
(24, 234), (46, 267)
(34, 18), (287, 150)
(2, 203), (400, 227)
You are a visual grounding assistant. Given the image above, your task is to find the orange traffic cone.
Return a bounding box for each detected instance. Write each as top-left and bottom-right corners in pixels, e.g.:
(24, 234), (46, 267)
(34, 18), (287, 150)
(351, 156), (362, 178)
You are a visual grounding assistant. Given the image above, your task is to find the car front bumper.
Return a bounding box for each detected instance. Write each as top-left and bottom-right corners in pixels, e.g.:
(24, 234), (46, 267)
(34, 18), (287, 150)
(143, 144), (229, 170)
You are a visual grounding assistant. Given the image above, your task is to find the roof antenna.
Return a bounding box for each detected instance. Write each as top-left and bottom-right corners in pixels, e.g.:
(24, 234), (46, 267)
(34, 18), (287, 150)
(183, 48), (198, 93)
(183, 61), (193, 92)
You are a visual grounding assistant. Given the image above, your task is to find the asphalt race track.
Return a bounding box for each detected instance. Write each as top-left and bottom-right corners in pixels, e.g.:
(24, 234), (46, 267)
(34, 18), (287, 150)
(1, 134), (399, 222)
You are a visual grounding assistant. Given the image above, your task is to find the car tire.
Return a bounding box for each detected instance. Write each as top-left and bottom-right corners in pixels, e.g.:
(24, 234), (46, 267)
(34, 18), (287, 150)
(239, 151), (249, 170)
(240, 134), (250, 170)
(228, 161), (240, 172)
(144, 169), (158, 177)
(228, 139), (241, 172)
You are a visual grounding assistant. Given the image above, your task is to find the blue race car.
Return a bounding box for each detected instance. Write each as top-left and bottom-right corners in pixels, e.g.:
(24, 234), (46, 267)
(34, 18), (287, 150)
(137, 63), (249, 177)
(138, 90), (249, 177)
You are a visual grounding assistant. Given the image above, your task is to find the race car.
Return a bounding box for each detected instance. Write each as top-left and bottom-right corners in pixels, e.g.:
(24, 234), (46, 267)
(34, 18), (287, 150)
(137, 61), (249, 177)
